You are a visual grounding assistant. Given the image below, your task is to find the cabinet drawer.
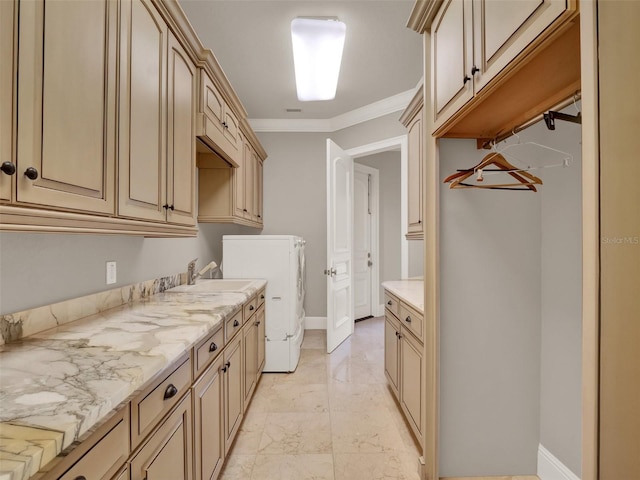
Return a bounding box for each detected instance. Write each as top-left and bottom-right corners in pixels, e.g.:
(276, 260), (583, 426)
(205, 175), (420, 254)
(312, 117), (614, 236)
(243, 295), (258, 323)
(131, 355), (191, 447)
(384, 291), (400, 318)
(225, 309), (243, 342)
(257, 288), (266, 308)
(193, 326), (224, 379)
(59, 413), (128, 480)
(399, 302), (423, 343)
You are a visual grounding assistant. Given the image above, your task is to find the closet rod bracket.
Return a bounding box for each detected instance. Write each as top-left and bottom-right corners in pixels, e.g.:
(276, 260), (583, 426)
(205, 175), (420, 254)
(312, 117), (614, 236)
(543, 110), (582, 130)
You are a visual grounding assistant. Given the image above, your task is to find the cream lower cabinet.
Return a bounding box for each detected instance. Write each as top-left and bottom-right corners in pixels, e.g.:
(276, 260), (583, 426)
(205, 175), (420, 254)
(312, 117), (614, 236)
(223, 333), (244, 454)
(256, 303), (266, 375)
(118, 0), (196, 227)
(432, 0), (574, 132)
(113, 466), (128, 480)
(243, 313), (259, 404)
(130, 392), (193, 480)
(193, 356), (225, 480)
(384, 290), (424, 447)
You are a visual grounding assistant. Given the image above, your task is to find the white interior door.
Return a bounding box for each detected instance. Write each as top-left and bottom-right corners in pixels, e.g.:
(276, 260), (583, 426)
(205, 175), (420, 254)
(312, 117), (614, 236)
(326, 139), (354, 353)
(354, 166), (373, 320)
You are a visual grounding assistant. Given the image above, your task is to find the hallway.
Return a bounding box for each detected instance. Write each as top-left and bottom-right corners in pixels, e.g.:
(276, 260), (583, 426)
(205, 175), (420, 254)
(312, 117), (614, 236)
(219, 317), (422, 479)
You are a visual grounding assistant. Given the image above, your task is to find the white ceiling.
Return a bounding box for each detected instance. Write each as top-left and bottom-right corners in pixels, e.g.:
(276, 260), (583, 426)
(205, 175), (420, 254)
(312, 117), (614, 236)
(179, 0), (424, 122)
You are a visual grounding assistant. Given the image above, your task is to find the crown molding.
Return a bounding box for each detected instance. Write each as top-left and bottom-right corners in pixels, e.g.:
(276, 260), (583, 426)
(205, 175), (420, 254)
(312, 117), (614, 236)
(249, 88), (417, 133)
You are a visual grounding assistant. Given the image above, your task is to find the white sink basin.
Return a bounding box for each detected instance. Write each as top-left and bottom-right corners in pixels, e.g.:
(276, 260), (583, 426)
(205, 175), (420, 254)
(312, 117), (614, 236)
(166, 279), (258, 294)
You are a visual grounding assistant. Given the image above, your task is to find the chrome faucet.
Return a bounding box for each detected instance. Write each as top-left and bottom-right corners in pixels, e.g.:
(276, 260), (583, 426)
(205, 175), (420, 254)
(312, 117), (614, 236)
(187, 258), (218, 285)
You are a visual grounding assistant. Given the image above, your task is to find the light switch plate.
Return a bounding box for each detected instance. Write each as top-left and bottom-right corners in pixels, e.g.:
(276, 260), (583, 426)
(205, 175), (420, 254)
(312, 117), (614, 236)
(106, 261), (117, 285)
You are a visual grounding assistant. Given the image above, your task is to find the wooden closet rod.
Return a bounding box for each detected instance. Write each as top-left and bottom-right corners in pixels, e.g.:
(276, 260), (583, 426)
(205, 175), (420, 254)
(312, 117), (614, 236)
(480, 91), (582, 149)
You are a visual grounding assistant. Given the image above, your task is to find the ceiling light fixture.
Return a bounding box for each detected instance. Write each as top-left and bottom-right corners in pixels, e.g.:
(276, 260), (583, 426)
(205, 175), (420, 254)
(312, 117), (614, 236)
(291, 17), (346, 102)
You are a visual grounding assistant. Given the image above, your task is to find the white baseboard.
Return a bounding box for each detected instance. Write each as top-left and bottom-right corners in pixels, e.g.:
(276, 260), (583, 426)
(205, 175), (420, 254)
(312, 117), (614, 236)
(305, 316), (327, 330)
(375, 304), (385, 317)
(538, 444), (580, 480)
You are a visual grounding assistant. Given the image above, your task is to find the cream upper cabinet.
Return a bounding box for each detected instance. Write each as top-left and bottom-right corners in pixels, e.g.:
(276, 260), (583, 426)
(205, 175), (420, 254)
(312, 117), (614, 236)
(0, 0), (15, 202)
(118, 0), (196, 226)
(255, 158), (264, 224)
(400, 87), (424, 239)
(432, 0), (572, 132)
(166, 33), (197, 226)
(16, 0), (117, 213)
(234, 137), (248, 218)
(197, 71), (241, 167)
(244, 147), (255, 221)
(118, 0), (168, 223)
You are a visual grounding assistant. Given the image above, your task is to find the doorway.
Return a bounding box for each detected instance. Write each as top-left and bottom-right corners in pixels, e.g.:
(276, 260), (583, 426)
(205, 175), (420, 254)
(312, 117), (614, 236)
(353, 163), (379, 320)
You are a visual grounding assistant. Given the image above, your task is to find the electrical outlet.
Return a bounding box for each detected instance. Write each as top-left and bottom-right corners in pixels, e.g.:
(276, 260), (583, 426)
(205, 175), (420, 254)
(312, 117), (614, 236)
(106, 261), (117, 285)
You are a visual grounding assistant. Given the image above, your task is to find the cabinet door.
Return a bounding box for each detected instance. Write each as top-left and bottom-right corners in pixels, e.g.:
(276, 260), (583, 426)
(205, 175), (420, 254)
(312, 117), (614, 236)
(234, 137), (247, 218)
(244, 146), (255, 221)
(16, 0), (117, 213)
(432, 0), (473, 130)
(166, 33), (196, 226)
(0, 0), (15, 202)
(193, 357), (224, 480)
(256, 158), (264, 225)
(400, 329), (423, 442)
(118, 0), (167, 222)
(384, 312), (400, 399)
(201, 72), (226, 144)
(406, 111), (423, 237)
(243, 320), (258, 405)
(113, 466), (128, 480)
(257, 305), (266, 375)
(251, 151), (261, 223)
(473, 0), (568, 92)
(223, 334), (243, 453)
(130, 392), (193, 480)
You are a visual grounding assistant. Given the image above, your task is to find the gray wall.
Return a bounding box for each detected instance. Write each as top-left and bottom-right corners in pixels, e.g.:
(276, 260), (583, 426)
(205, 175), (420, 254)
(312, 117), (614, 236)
(259, 112), (409, 317)
(537, 119), (583, 476)
(439, 139), (542, 476)
(356, 151), (402, 301)
(438, 114), (582, 476)
(0, 222), (256, 315)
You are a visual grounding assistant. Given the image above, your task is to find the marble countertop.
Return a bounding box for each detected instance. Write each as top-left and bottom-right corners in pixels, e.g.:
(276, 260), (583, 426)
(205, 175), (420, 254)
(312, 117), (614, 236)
(382, 279), (424, 313)
(0, 279), (266, 480)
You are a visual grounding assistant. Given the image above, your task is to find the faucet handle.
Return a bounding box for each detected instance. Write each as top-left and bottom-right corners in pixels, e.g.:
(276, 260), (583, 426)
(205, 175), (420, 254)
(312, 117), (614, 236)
(188, 258), (198, 269)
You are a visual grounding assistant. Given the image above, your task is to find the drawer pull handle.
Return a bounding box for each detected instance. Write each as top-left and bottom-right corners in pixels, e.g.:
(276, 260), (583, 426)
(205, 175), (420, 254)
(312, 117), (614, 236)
(163, 384), (178, 400)
(249, 305), (255, 311)
(209, 342), (218, 352)
(387, 301), (392, 306)
(233, 319), (240, 327)
(405, 316), (412, 323)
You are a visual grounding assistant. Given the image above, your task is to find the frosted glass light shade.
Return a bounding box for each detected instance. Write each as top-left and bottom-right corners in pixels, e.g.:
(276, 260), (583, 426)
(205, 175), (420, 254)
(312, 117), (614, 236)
(291, 18), (346, 101)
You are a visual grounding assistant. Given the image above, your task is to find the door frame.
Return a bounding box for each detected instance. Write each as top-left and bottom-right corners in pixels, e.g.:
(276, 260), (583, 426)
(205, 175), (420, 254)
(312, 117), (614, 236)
(353, 162), (380, 318)
(346, 135), (409, 279)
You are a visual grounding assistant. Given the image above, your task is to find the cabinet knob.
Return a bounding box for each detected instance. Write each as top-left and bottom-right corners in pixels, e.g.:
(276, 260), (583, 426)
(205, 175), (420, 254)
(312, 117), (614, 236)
(24, 167), (38, 180)
(233, 319), (239, 327)
(74, 476), (87, 480)
(163, 204), (175, 211)
(163, 384), (178, 400)
(257, 214), (262, 218)
(405, 316), (412, 323)
(471, 66), (480, 75)
(243, 208), (248, 212)
(222, 360), (231, 372)
(1, 161), (16, 176)
(249, 305), (254, 311)
(463, 75), (471, 84)
(387, 301), (392, 306)
(260, 294), (265, 300)
(255, 320), (260, 326)
(209, 342), (218, 352)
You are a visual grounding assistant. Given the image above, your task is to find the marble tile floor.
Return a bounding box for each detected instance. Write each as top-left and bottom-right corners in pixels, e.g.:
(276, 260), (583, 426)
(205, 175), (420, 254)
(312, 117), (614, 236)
(220, 316), (422, 480)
